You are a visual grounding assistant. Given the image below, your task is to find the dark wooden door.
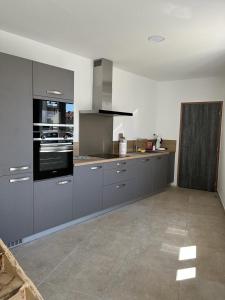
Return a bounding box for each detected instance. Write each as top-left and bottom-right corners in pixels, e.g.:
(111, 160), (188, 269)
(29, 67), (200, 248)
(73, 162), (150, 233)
(178, 102), (222, 192)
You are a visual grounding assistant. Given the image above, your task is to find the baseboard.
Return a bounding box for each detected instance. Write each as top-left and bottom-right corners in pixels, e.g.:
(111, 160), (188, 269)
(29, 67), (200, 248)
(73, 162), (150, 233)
(217, 191), (225, 210)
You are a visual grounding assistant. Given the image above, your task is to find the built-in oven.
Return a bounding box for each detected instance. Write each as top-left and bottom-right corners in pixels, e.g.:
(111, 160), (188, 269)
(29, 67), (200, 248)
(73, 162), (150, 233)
(33, 99), (74, 180)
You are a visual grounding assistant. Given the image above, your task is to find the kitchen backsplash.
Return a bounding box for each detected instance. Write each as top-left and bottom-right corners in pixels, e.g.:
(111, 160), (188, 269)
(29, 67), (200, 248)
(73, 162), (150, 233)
(113, 139), (176, 154)
(74, 140), (176, 156)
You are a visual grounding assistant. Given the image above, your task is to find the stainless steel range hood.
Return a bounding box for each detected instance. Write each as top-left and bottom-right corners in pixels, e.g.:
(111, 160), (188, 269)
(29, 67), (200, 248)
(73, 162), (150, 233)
(80, 59), (133, 116)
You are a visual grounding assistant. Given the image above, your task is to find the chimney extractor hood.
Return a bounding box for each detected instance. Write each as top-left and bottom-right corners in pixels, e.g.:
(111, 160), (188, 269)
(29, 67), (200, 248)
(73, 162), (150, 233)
(80, 59), (133, 116)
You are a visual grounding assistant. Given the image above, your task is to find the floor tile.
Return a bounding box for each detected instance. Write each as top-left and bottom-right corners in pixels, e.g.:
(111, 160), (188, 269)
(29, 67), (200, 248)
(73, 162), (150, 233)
(12, 187), (225, 300)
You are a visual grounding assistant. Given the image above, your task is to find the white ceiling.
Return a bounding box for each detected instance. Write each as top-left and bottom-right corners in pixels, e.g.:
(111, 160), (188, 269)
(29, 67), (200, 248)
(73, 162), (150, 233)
(1, 0), (225, 80)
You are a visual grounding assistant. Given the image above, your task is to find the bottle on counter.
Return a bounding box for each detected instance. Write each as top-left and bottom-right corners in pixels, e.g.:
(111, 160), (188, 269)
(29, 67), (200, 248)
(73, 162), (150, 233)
(119, 136), (127, 157)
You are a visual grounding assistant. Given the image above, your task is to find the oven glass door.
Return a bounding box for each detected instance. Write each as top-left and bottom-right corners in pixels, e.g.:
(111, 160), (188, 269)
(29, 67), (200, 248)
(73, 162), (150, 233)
(34, 142), (73, 180)
(33, 99), (74, 125)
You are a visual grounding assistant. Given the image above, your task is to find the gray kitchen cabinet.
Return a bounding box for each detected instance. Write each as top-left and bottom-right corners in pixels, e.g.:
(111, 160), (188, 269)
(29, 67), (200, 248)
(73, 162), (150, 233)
(0, 174), (33, 246)
(34, 176), (73, 233)
(33, 61), (74, 101)
(136, 157), (154, 197)
(103, 159), (132, 170)
(103, 160), (137, 185)
(103, 179), (136, 209)
(152, 155), (168, 193)
(0, 52), (33, 177)
(167, 153), (175, 184)
(73, 165), (103, 219)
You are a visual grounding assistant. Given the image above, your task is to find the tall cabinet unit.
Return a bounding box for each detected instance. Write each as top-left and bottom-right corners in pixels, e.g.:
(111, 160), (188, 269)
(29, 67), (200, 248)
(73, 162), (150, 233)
(0, 52), (33, 246)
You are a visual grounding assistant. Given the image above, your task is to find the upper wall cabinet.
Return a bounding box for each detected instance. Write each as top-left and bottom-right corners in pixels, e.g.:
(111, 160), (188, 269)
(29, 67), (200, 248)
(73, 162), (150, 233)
(33, 62), (74, 101)
(0, 52), (33, 176)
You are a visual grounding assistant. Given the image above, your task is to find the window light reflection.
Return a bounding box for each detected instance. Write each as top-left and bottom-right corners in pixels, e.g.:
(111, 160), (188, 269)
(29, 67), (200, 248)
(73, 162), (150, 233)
(176, 267), (196, 281)
(179, 246), (196, 261)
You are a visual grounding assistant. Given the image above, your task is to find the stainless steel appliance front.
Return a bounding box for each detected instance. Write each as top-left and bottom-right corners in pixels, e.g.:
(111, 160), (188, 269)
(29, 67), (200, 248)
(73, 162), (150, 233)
(33, 99), (74, 180)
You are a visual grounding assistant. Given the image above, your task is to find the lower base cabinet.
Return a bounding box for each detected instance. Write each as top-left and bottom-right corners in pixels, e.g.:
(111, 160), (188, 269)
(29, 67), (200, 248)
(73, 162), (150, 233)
(34, 176), (73, 233)
(167, 153), (175, 184)
(136, 158), (153, 197)
(0, 174), (33, 246)
(152, 155), (168, 193)
(73, 154), (172, 218)
(103, 179), (136, 209)
(73, 165), (103, 219)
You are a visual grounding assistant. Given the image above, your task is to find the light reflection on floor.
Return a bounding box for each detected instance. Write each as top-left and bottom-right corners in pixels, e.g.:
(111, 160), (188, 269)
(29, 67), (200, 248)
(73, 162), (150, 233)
(176, 267), (196, 281)
(179, 245), (196, 261)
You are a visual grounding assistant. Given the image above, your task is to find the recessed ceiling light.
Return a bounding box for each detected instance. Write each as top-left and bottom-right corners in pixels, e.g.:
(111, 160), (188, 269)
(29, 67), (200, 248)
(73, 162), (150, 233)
(148, 35), (165, 43)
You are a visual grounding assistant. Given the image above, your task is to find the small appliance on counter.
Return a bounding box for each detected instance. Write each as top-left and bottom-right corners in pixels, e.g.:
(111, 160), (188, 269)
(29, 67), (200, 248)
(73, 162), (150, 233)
(119, 134), (127, 157)
(33, 99), (74, 180)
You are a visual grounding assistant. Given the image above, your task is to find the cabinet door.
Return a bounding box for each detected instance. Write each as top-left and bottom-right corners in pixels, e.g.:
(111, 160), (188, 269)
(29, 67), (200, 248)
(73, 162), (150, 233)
(33, 62), (74, 101)
(34, 176), (73, 233)
(0, 52), (33, 176)
(73, 165), (103, 219)
(167, 153), (175, 184)
(0, 174), (33, 246)
(152, 155), (168, 193)
(136, 158), (153, 197)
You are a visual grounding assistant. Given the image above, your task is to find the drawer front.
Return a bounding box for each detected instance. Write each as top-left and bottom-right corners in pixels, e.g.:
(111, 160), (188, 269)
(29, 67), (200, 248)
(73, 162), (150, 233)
(0, 164), (33, 177)
(103, 168), (132, 185)
(103, 179), (136, 209)
(103, 159), (136, 170)
(74, 164), (103, 182)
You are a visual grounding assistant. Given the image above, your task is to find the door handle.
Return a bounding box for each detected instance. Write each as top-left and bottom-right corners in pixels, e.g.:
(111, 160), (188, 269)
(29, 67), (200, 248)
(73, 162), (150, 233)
(116, 169), (127, 174)
(10, 177), (31, 183)
(46, 90), (63, 95)
(9, 166), (30, 172)
(116, 162), (126, 166)
(142, 158), (150, 162)
(116, 184), (126, 189)
(90, 166), (102, 170)
(57, 180), (72, 185)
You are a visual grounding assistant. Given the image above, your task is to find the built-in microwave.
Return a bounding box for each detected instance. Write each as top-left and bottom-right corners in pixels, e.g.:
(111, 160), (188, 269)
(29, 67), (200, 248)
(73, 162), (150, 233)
(33, 99), (74, 126)
(33, 99), (74, 180)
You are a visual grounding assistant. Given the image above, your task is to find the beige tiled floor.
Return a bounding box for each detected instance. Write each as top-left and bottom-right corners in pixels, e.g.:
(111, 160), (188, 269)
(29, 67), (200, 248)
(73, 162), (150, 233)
(13, 187), (225, 300)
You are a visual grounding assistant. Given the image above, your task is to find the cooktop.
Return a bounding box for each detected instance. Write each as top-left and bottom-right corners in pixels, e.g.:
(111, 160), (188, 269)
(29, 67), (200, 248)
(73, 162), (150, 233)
(90, 154), (121, 159)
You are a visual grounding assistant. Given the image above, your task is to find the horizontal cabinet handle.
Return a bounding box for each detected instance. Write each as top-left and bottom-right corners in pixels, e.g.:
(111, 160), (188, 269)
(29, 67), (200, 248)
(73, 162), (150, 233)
(116, 162), (126, 166)
(10, 177), (30, 183)
(40, 150), (73, 153)
(142, 158), (150, 162)
(10, 166), (30, 172)
(33, 123), (74, 128)
(157, 156), (162, 160)
(57, 180), (71, 185)
(116, 169), (127, 174)
(90, 166), (102, 170)
(46, 90), (63, 95)
(116, 184), (126, 189)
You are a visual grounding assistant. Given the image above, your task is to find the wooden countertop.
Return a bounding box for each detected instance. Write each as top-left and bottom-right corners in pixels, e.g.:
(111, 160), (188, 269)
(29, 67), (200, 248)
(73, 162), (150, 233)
(74, 151), (171, 167)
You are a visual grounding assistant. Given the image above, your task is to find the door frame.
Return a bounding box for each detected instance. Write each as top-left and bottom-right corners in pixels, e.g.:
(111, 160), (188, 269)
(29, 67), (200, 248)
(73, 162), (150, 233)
(177, 101), (223, 190)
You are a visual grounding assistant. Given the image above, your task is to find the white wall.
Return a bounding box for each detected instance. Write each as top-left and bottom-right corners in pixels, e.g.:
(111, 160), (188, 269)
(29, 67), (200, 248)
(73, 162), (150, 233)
(1, 30), (224, 206)
(156, 77), (225, 207)
(112, 68), (157, 140)
(0, 30), (157, 142)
